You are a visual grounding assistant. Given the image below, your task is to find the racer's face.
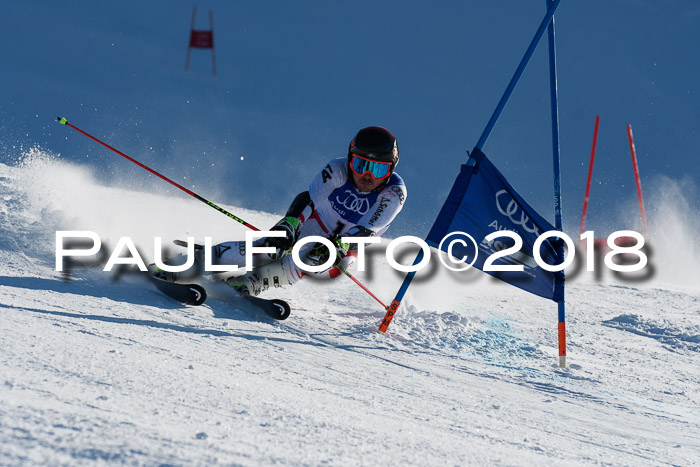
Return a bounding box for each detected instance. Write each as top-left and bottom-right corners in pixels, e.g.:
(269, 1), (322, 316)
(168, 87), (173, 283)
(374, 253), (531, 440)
(351, 170), (384, 192)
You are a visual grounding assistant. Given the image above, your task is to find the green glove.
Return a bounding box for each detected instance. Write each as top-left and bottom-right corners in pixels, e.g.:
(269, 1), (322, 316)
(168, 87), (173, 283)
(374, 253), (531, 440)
(265, 216), (302, 259)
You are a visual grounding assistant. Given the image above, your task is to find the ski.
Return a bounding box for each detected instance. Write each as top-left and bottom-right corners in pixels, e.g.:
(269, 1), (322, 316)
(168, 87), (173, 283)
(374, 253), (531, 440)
(169, 240), (290, 319)
(149, 275), (289, 319)
(173, 239), (203, 249)
(242, 295), (291, 320)
(149, 276), (207, 306)
(172, 239), (291, 320)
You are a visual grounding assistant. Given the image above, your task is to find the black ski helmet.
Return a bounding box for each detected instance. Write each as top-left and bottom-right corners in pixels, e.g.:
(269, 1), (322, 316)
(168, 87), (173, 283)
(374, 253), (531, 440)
(348, 126), (399, 175)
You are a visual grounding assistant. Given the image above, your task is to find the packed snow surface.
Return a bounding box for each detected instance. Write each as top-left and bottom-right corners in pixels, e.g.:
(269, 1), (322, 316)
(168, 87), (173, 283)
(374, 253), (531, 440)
(1, 154), (699, 465)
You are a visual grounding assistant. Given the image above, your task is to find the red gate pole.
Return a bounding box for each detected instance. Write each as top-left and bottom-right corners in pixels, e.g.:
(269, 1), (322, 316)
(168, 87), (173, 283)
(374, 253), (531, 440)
(627, 125), (648, 234)
(184, 5), (197, 71)
(209, 10), (217, 76)
(580, 115), (600, 236)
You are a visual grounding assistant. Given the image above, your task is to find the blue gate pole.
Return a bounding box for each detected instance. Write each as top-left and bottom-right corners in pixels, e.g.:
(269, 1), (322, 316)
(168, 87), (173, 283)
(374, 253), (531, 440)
(547, 0), (567, 368)
(476, 0), (563, 151)
(378, 0), (564, 334)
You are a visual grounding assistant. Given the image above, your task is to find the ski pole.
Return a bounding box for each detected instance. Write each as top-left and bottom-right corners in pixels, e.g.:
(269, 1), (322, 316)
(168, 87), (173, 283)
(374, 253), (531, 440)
(56, 116), (260, 231)
(337, 266), (388, 310)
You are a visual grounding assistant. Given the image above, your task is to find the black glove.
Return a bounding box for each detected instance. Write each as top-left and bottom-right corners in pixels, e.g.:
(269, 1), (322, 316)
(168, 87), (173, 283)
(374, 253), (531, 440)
(265, 216), (302, 259)
(306, 237), (350, 268)
(305, 226), (375, 268)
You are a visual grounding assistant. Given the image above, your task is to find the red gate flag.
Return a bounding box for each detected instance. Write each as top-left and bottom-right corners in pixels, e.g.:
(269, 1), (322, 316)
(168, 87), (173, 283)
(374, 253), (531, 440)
(190, 30), (213, 49)
(184, 5), (217, 76)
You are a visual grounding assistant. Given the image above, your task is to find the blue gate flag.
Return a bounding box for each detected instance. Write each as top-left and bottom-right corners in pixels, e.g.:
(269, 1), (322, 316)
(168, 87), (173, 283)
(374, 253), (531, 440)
(425, 148), (565, 302)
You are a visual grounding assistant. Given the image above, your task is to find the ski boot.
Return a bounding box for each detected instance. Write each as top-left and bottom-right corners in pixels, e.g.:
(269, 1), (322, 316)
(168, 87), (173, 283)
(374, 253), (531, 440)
(225, 260), (294, 297)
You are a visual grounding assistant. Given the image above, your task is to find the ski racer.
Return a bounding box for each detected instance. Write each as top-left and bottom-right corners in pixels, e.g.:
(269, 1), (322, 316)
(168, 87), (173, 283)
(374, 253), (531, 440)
(152, 126), (407, 296)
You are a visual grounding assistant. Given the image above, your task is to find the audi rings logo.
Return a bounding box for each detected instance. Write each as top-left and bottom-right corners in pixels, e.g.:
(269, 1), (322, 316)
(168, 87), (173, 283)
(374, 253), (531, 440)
(495, 189), (540, 235)
(336, 190), (370, 215)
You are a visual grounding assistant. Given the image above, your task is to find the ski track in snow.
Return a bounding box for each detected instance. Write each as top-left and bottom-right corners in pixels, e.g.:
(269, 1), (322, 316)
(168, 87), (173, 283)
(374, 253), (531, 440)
(1, 157), (699, 465)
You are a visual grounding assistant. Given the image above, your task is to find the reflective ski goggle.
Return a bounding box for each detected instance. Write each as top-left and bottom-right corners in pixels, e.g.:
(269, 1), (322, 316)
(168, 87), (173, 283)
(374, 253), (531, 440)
(350, 154), (392, 180)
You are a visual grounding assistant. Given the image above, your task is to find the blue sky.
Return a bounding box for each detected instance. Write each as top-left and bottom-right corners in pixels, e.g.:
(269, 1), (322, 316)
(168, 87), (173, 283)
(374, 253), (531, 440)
(2, 0), (698, 237)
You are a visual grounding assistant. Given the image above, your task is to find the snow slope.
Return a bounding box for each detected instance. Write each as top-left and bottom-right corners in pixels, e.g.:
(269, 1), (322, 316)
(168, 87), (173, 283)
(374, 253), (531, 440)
(1, 154), (699, 465)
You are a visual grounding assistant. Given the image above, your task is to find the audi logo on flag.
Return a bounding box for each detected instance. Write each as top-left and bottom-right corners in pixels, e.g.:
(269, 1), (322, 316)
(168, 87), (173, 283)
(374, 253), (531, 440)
(495, 190), (541, 235)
